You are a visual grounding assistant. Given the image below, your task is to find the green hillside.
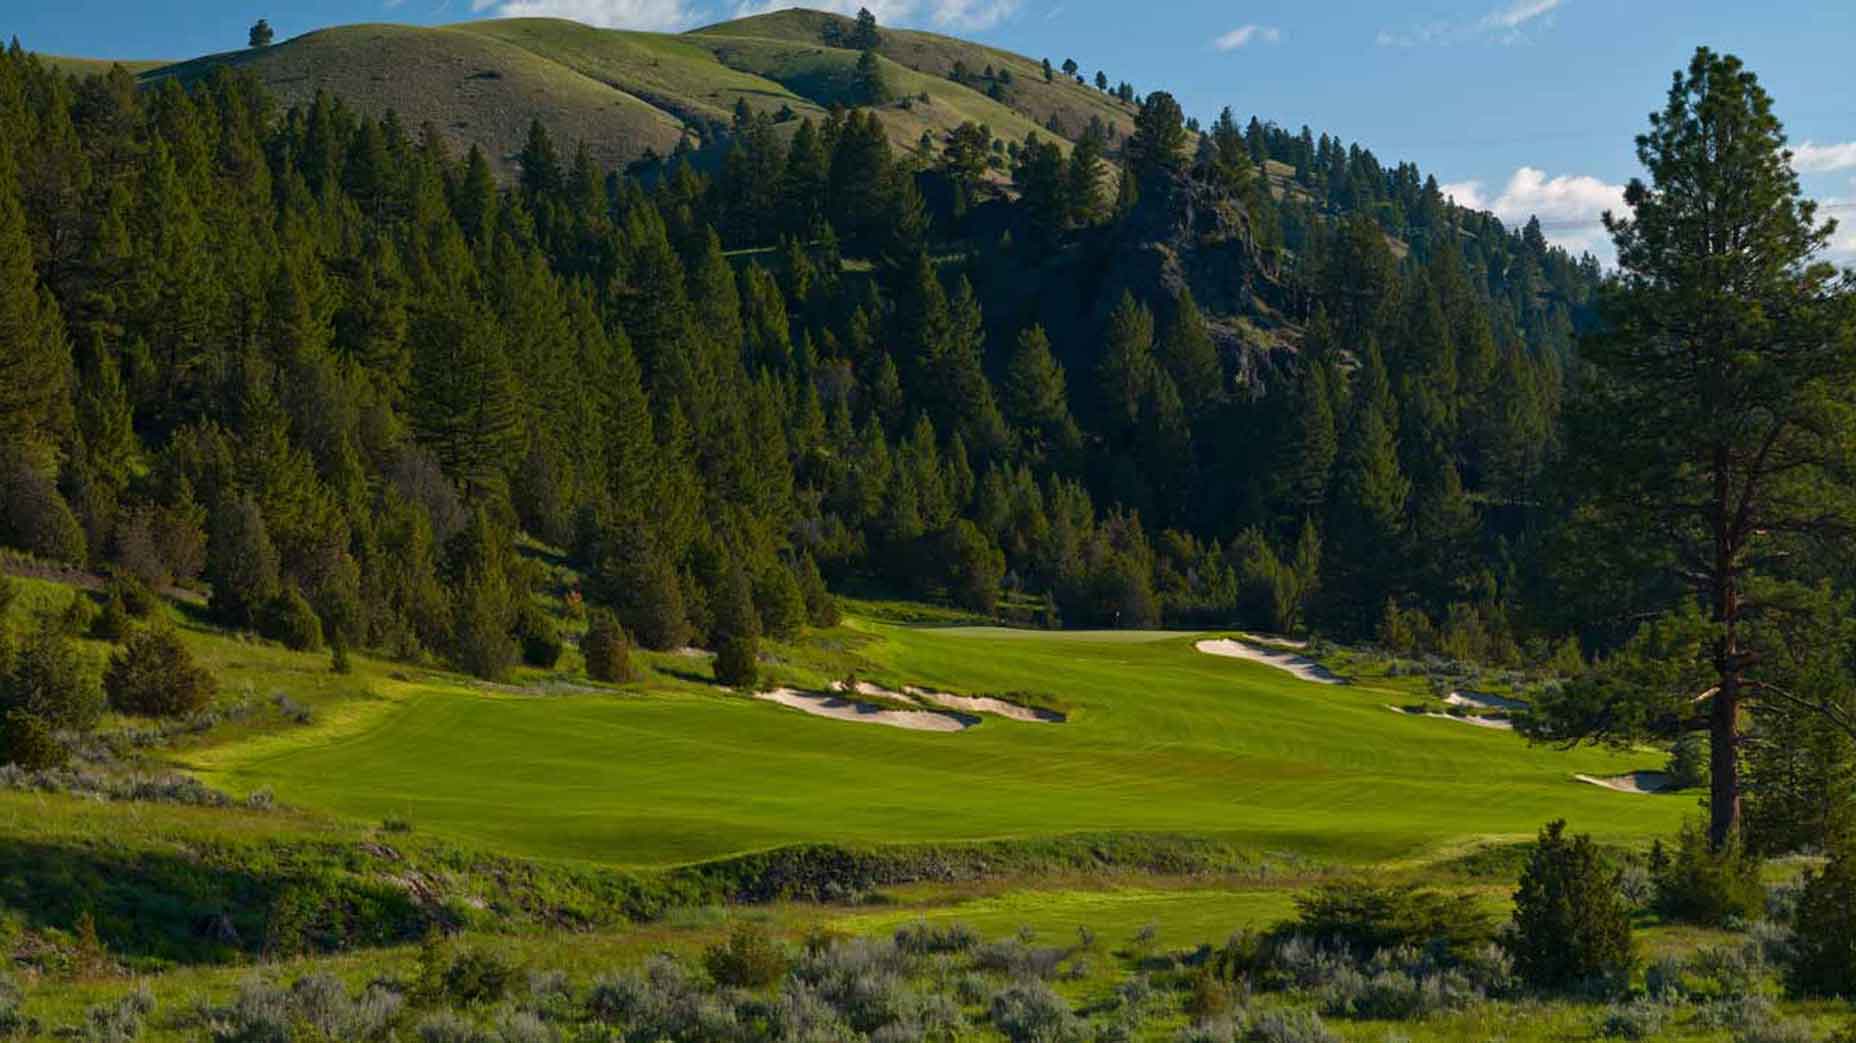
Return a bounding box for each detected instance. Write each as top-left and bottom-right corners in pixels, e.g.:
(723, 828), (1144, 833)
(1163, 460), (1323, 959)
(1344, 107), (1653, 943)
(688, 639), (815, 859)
(145, 24), (686, 176)
(694, 8), (1139, 141)
(31, 54), (170, 77)
(118, 11), (1086, 178)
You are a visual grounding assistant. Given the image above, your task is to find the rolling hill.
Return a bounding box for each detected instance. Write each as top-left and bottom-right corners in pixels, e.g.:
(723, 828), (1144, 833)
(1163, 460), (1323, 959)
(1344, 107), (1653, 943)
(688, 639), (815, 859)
(87, 8), (1123, 178)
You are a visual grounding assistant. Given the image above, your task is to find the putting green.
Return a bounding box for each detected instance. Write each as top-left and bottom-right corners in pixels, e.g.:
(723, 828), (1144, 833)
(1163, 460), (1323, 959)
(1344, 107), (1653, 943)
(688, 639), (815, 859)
(208, 624), (1691, 867)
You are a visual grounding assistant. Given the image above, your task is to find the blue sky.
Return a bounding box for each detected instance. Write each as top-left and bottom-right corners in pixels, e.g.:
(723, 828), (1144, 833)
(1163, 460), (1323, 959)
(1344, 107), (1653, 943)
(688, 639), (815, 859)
(10, 0), (1855, 262)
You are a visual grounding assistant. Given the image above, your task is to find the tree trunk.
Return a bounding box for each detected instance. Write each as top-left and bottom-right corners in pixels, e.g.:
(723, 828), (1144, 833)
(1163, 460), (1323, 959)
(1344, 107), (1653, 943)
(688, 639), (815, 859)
(1709, 668), (1741, 848)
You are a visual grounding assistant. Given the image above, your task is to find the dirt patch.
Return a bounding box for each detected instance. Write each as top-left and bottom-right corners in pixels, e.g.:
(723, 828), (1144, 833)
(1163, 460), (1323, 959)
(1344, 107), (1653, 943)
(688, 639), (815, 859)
(755, 689), (977, 732)
(1575, 771), (1675, 794)
(1195, 638), (1344, 685)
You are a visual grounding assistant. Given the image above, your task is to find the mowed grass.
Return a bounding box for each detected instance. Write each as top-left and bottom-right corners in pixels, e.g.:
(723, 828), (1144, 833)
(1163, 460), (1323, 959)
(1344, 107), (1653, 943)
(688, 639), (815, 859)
(204, 619), (1691, 868)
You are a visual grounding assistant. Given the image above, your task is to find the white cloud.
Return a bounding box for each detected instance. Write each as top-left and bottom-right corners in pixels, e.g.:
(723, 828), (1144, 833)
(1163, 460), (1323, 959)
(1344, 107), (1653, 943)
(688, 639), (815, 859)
(1213, 24), (1281, 51)
(1378, 0), (1561, 46)
(470, 0), (1019, 32)
(1442, 165), (1627, 258)
(1794, 141), (1856, 174)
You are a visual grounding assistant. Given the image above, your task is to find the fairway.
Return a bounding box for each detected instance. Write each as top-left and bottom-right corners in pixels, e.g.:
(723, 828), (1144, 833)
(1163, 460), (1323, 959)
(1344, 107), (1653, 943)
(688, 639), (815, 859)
(207, 623), (1691, 867)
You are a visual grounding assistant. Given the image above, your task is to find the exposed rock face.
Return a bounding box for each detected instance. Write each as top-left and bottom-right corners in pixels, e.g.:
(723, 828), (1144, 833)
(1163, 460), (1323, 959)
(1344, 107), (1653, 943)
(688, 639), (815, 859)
(1089, 169), (1301, 393)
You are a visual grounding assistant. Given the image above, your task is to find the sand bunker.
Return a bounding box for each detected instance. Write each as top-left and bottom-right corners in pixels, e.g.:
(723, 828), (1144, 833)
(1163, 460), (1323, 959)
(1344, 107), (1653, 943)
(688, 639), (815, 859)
(905, 686), (1066, 723)
(1238, 632), (1309, 650)
(756, 689), (976, 732)
(829, 681), (1065, 724)
(1384, 705), (1515, 731)
(1445, 690), (1530, 713)
(1575, 771), (1675, 794)
(1195, 638), (1344, 685)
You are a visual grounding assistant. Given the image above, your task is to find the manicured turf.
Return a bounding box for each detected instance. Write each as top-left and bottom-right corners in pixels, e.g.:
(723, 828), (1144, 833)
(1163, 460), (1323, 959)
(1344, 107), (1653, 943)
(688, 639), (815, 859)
(204, 619), (1692, 868)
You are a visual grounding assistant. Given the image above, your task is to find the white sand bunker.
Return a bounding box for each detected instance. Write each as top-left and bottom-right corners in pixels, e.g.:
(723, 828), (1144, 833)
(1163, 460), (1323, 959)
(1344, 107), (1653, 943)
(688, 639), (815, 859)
(1575, 771), (1675, 794)
(1238, 632), (1309, 650)
(1384, 705), (1515, 731)
(1196, 639), (1344, 685)
(904, 686), (1066, 723)
(756, 689), (976, 732)
(1445, 690), (1530, 713)
(829, 681), (1065, 724)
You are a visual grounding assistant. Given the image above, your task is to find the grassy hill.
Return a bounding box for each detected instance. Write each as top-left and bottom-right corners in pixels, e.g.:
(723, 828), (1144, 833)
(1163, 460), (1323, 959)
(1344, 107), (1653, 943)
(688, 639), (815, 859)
(692, 9), (1139, 142)
(106, 10), (1093, 179)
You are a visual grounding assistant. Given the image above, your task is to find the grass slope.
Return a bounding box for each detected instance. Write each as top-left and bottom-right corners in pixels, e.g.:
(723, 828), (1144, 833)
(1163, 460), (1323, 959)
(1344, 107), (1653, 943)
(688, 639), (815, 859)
(32, 55), (171, 77)
(146, 25), (685, 176)
(198, 619), (1689, 868)
(692, 9), (1138, 142)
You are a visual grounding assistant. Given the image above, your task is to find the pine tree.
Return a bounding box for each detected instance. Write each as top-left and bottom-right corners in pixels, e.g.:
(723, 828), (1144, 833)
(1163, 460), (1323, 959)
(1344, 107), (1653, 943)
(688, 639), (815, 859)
(1097, 292), (1155, 435)
(1538, 48), (1856, 849)
(1004, 324), (1081, 462)
(1157, 288), (1221, 413)
(0, 144), (71, 474)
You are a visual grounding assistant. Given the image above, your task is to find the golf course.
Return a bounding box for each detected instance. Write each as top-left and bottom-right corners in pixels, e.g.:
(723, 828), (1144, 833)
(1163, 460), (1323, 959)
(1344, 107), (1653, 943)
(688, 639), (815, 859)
(185, 616), (1688, 868)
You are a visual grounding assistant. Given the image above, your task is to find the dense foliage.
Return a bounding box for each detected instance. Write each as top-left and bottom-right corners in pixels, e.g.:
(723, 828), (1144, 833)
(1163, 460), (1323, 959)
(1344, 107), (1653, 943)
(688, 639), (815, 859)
(0, 34), (1597, 685)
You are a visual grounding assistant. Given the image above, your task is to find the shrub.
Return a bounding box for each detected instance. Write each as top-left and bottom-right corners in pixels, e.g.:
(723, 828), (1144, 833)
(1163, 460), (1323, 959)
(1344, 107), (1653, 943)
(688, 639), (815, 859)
(1598, 999), (1668, 1040)
(1248, 1008), (1339, 1043)
(799, 554), (840, 628)
(1656, 818), (1764, 925)
(755, 561), (808, 641)
(1666, 732), (1711, 790)
(79, 983), (155, 1042)
(206, 496), (280, 629)
(0, 971), (36, 1037)
(105, 625), (216, 718)
(0, 457), (86, 564)
(2, 617), (103, 736)
(514, 602), (563, 669)
(1290, 880), (1495, 958)
(1789, 831), (1856, 997)
(582, 610), (633, 683)
(442, 948), (517, 1007)
(262, 586), (324, 653)
(989, 981), (1084, 1043)
(703, 922), (789, 988)
(88, 592), (129, 641)
(714, 635), (759, 689)
(1510, 820), (1635, 990)
(58, 590), (98, 638)
(416, 1010), (492, 1043)
(893, 921), (977, 955)
(0, 708), (65, 769)
(105, 573), (159, 618)
(330, 640), (352, 675)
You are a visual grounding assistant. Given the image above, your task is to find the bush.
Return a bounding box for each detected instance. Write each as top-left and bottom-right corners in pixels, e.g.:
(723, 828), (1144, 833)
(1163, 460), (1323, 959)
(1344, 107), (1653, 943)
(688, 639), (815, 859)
(1290, 880), (1495, 957)
(80, 983), (154, 1042)
(1656, 818), (1765, 925)
(989, 981), (1083, 1043)
(1668, 732), (1712, 790)
(0, 707), (64, 769)
(799, 555), (840, 628)
(0, 971), (37, 1037)
(206, 496), (280, 629)
(1510, 820), (1635, 990)
(514, 602), (562, 669)
(1597, 999), (1668, 1040)
(105, 573), (159, 618)
(105, 625), (216, 718)
(1, 618), (103, 734)
(442, 948), (517, 1007)
(0, 457), (86, 564)
(59, 590), (99, 638)
(1789, 831), (1856, 997)
(755, 561), (808, 641)
(714, 635), (759, 689)
(1248, 1008), (1339, 1043)
(87, 592), (129, 641)
(262, 586), (325, 653)
(582, 610), (633, 683)
(703, 922), (789, 988)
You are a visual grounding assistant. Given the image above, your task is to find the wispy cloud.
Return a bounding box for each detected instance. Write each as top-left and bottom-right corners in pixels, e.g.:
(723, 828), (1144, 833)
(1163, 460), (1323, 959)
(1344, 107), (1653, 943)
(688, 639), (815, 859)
(466, 0), (1021, 32)
(1378, 0), (1562, 47)
(1213, 24), (1281, 51)
(1795, 140), (1856, 174)
(1442, 165), (1625, 258)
